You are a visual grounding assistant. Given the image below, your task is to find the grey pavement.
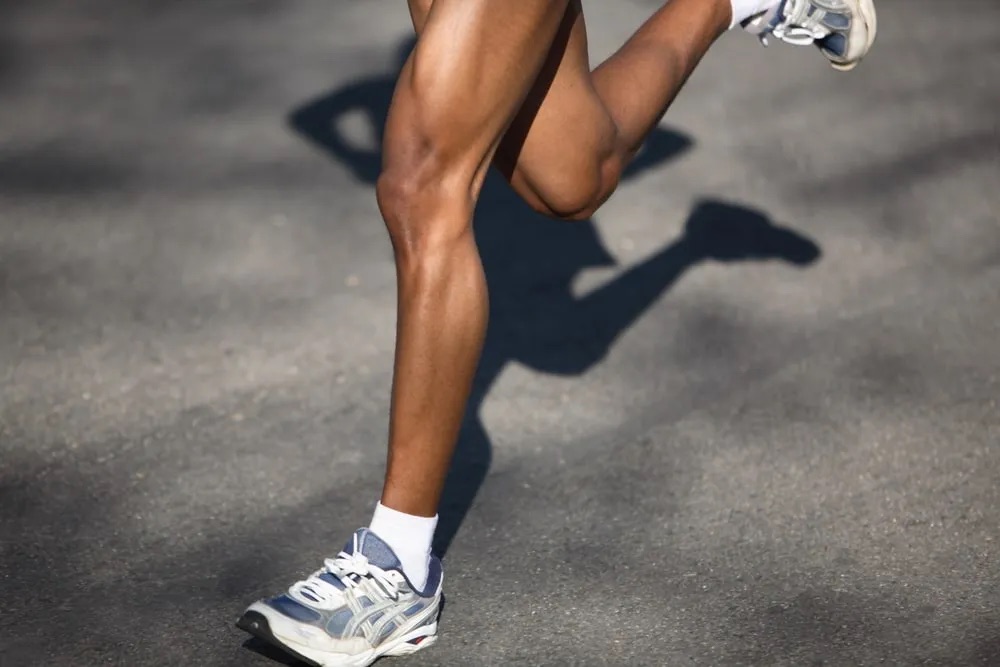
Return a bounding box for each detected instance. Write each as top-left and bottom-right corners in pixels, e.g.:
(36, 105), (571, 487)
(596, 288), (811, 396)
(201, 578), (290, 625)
(2, 0), (999, 665)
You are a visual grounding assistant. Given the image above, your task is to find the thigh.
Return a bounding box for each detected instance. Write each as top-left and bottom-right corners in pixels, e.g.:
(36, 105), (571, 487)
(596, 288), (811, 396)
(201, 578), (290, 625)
(406, 0), (619, 211)
(383, 0), (572, 197)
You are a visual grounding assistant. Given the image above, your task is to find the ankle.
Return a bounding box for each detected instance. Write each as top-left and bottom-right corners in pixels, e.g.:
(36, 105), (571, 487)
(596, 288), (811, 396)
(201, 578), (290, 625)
(369, 501), (437, 590)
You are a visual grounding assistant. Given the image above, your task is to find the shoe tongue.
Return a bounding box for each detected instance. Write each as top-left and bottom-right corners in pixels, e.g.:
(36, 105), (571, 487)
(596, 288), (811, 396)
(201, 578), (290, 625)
(343, 528), (404, 572)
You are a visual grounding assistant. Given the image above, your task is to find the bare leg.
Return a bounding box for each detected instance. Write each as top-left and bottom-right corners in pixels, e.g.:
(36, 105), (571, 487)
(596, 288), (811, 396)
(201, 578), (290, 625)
(379, 0), (732, 518)
(377, 0), (574, 517)
(410, 0), (732, 219)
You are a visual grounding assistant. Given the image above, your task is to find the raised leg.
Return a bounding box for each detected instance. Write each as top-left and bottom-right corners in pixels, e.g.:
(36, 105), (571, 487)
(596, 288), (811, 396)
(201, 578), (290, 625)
(409, 0), (732, 219)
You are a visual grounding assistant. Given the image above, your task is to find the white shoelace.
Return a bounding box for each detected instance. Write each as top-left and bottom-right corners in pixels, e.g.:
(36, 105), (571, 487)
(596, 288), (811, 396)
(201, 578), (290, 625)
(288, 535), (402, 610)
(763, 0), (834, 46)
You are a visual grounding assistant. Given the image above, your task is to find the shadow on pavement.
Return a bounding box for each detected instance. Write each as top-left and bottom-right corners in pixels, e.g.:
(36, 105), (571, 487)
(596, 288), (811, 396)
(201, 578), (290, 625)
(286, 36), (821, 556)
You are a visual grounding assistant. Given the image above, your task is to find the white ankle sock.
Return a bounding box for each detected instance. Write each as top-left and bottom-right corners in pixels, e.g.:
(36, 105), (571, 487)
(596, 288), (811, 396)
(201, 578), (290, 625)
(729, 0), (781, 28)
(368, 502), (437, 591)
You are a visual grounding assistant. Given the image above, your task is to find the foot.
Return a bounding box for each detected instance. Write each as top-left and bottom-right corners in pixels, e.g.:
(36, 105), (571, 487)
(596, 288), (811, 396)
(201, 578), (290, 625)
(743, 0), (877, 71)
(237, 529), (443, 667)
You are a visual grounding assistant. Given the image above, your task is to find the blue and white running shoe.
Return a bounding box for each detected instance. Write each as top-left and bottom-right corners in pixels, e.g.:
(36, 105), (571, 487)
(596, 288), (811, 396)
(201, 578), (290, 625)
(744, 0), (877, 71)
(238, 529), (442, 667)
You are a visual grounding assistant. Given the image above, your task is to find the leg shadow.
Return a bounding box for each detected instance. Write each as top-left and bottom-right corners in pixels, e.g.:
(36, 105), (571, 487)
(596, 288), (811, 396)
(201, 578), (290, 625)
(432, 184), (821, 555)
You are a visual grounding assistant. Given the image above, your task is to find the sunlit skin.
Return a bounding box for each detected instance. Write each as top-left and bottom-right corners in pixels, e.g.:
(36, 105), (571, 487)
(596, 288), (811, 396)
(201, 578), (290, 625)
(376, 0), (733, 518)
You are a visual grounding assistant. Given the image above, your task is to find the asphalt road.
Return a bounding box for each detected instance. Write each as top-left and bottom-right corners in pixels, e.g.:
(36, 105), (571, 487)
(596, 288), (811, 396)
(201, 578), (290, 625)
(2, 0), (999, 665)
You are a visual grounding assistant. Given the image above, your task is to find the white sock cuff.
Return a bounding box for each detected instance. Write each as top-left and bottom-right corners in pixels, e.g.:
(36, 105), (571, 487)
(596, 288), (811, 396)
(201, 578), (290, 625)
(729, 0), (780, 28)
(368, 502), (437, 589)
(370, 502), (438, 542)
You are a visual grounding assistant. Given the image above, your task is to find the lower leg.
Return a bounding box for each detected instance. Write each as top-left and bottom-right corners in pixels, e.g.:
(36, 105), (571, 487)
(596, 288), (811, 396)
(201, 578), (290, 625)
(377, 184), (487, 520)
(589, 0), (732, 159)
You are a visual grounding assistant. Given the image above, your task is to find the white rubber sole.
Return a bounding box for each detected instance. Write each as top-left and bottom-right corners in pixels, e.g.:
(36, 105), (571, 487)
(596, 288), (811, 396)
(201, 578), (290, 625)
(274, 623), (438, 667)
(241, 602), (439, 667)
(830, 0), (877, 71)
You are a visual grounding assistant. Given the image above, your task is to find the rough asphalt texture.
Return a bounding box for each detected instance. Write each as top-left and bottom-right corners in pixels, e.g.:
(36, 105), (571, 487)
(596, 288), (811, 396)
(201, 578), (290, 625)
(2, 0), (999, 665)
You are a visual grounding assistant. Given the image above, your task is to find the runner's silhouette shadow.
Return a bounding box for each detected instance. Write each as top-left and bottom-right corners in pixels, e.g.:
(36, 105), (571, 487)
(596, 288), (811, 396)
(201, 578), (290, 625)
(288, 38), (820, 556)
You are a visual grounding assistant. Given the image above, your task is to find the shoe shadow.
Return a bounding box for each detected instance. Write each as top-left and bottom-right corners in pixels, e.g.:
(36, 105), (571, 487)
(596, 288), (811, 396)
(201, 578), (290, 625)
(286, 36), (822, 558)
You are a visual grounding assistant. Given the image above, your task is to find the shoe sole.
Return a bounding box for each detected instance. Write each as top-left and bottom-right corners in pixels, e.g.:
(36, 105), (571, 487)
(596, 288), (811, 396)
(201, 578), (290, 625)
(830, 0), (877, 71)
(237, 608), (438, 667)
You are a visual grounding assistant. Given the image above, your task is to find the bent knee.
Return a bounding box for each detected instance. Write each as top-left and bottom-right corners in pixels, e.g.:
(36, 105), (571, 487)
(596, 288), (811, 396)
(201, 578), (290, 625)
(521, 153), (622, 221)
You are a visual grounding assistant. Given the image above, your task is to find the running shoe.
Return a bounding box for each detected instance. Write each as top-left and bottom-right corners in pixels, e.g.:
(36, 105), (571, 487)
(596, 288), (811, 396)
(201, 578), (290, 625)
(744, 0), (877, 71)
(237, 529), (442, 667)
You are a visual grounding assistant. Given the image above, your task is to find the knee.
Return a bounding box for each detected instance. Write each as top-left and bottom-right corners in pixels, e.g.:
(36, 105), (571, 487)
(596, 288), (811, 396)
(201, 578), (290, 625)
(376, 151), (474, 263)
(526, 153), (622, 222)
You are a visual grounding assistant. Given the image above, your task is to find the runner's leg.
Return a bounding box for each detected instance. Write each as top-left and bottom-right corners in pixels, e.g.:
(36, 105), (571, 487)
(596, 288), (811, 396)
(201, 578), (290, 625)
(409, 0), (733, 219)
(376, 0), (575, 519)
